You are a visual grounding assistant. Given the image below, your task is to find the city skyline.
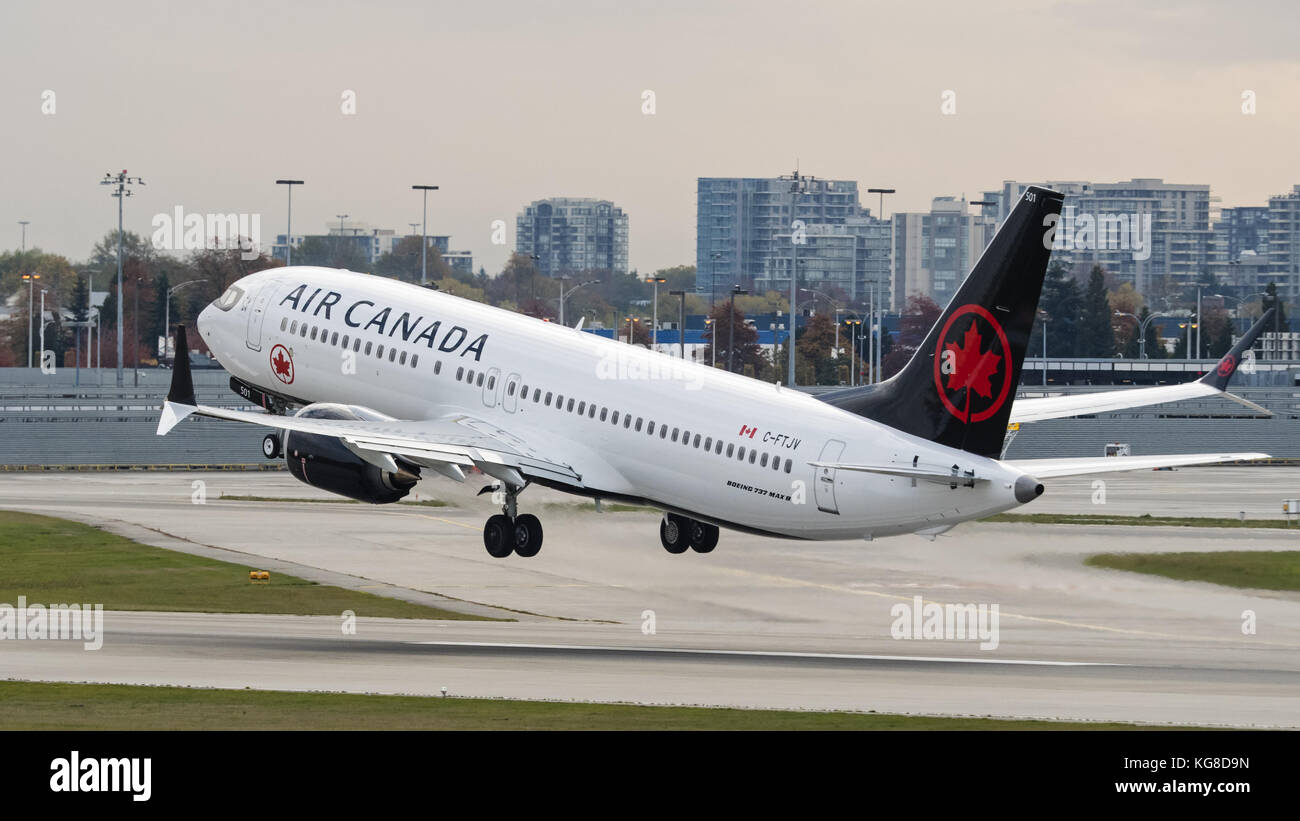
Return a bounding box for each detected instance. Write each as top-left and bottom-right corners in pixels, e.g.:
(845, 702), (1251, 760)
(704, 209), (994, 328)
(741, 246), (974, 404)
(4, 1), (1300, 275)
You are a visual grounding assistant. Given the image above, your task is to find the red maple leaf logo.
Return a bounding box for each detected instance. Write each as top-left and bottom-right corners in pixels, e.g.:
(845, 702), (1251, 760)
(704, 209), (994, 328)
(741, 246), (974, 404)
(273, 351), (291, 377)
(944, 321), (1002, 399)
(270, 345), (293, 383)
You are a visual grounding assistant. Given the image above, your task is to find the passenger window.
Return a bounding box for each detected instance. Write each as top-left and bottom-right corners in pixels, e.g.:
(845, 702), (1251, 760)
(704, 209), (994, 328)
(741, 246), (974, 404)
(671, 428), (679, 442)
(341, 335), (349, 348)
(635, 417), (643, 432)
(660, 425), (668, 439)
(556, 394), (564, 408)
(772, 455), (780, 471)
(365, 341), (373, 355)
(400, 351), (407, 365)
(476, 373), (485, 387)
(726, 444), (734, 457)
(693, 434), (701, 448)
(508, 383), (516, 396)
(784, 459), (792, 473)
(682, 431), (691, 446)
(300, 324), (308, 337)
(389, 349), (397, 362)
(647, 421), (655, 435)
(412, 354), (419, 368)
(567, 398), (575, 412)
(331, 332), (339, 346)
(588, 404), (596, 419)
(533, 389), (542, 402)
(544, 392), (552, 406)
(577, 401), (585, 414)
(377, 344), (385, 358)
(611, 411), (620, 425)
(623, 414), (632, 428)
(433, 360), (440, 374)
(467, 369), (476, 383)
(748, 450), (757, 464)
(487, 374), (496, 390)
(456, 366), (464, 380)
(600, 407), (608, 421)
(310, 326), (318, 340)
(737, 446), (745, 460)
(280, 318), (288, 331)
(715, 440), (724, 455)
(290, 320), (298, 334)
(704, 437), (712, 450)
(353, 338), (361, 352)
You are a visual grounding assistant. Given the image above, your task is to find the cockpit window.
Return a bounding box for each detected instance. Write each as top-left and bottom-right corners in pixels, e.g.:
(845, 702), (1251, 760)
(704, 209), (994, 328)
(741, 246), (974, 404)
(212, 285), (244, 311)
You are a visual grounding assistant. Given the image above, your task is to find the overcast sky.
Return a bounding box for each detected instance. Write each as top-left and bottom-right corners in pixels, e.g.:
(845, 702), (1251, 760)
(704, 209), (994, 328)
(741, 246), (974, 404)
(3, 0), (1298, 274)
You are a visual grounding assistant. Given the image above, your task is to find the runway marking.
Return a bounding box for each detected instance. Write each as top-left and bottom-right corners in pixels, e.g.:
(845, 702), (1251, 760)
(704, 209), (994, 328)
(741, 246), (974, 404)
(711, 566), (1300, 647)
(408, 641), (1114, 666)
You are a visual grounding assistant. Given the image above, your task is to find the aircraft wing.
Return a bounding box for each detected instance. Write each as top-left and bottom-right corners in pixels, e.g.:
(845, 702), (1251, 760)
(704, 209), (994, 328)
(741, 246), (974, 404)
(1005, 452), (1268, 479)
(1009, 308), (1275, 423)
(156, 328), (580, 490)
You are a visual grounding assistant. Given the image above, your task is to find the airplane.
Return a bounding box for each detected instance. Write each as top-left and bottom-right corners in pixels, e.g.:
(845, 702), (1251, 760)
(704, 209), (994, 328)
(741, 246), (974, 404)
(157, 185), (1269, 557)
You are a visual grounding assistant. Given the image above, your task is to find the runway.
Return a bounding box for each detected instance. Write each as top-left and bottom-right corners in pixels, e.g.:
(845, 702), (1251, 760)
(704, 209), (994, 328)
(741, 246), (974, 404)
(2, 468), (1299, 726)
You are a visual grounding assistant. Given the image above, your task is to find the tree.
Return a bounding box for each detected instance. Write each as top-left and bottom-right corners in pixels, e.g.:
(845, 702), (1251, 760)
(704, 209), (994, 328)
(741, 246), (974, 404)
(795, 312), (839, 384)
(703, 301), (765, 376)
(1077, 265), (1115, 357)
(1039, 261), (1081, 357)
(881, 294), (940, 378)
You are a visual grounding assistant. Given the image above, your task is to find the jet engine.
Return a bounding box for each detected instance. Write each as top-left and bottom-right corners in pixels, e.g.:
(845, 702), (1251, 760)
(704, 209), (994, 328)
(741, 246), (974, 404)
(282, 403), (419, 504)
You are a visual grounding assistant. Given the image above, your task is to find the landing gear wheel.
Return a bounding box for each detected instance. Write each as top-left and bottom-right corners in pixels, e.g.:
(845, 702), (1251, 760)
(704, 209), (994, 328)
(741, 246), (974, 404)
(688, 521), (719, 554)
(261, 433), (281, 460)
(660, 514), (689, 554)
(513, 513), (543, 558)
(483, 514), (514, 558)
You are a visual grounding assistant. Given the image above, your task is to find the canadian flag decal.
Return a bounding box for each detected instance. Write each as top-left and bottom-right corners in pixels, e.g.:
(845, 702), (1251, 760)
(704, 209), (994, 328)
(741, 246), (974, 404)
(738, 425), (758, 438)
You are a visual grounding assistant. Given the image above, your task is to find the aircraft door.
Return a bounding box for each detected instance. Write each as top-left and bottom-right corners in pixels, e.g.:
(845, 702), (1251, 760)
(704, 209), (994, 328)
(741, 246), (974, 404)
(815, 439), (846, 515)
(503, 373), (521, 413)
(245, 283), (279, 352)
(482, 367), (502, 408)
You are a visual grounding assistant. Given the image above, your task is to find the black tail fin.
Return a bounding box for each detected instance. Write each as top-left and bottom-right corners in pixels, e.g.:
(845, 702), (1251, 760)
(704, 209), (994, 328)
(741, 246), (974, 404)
(1199, 307), (1274, 391)
(166, 324), (196, 406)
(821, 186), (1064, 458)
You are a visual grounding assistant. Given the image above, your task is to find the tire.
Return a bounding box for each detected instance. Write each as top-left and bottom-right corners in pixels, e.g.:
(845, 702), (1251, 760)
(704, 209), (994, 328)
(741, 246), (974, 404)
(513, 513), (543, 558)
(688, 521), (719, 554)
(483, 514), (514, 558)
(660, 514), (689, 554)
(262, 433), (281, 460)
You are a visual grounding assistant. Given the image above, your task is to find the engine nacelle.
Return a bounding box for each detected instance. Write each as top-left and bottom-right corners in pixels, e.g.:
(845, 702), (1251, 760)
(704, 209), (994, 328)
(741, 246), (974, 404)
(283, 403), (419, 504)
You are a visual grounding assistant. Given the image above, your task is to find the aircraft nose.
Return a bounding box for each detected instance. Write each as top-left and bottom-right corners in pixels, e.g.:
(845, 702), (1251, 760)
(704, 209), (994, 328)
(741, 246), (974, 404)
(196, 301), (217, 343)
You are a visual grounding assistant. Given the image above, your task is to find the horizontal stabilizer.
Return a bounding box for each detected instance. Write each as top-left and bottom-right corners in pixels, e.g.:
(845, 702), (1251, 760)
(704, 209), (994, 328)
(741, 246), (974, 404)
(1005, 452), (1268, 479)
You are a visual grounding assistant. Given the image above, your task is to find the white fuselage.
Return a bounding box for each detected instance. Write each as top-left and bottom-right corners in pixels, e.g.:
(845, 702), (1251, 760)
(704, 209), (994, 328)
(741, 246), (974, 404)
(198, 267), (1031, 540)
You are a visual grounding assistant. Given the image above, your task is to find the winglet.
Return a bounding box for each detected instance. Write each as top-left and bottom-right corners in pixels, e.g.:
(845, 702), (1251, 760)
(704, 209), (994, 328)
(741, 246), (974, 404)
(158, 324), (198, 436)
(167, 324), (196, 405)
(1200, 307), (1275, 391)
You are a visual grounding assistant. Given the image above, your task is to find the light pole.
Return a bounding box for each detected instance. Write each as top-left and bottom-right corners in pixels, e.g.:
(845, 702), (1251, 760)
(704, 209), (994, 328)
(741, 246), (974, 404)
(412, 185), (439, 285)
(275, 180), (303, 265)
(668, 289), (687, 358)
(557, 278), (598, 326)
(21, 272), (39, 368)
(728, 285), (748, 373)
(844, 319), (862, 385)
(18, 220), (29, 251)
(38, 288), (48, 372)
(867, 187), (896, 220)
(100, 169), (145, 387)
(1179, 321), (1198, 358)
(781, 171), (814, 387)
(1113, 310), (1166, 360)
(1039, 311), (1050, 386)
(645, 275), (665, 350)
(164, 279), (208, 361)
(704, 318), (716, 366)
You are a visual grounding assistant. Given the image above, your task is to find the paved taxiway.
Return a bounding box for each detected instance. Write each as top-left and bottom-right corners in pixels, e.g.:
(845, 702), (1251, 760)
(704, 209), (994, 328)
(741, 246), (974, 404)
(2, 468), (1298, 726)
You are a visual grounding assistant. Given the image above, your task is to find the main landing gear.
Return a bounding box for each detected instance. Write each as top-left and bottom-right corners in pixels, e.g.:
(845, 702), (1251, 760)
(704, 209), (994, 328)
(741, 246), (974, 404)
(262, 432), (282, 460)
(660, 513), (719, 555)
(482, 483), (543, 558)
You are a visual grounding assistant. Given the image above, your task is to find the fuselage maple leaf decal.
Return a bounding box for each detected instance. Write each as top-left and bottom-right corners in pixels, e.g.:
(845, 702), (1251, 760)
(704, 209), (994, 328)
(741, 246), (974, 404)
(273, 350), (292, 377)
(944, 321), (1001, 399)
